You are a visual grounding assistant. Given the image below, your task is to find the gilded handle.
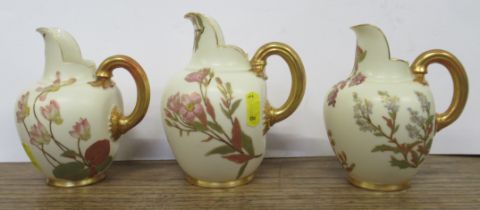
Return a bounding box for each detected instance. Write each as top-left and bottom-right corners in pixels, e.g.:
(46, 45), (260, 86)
(411, 49), (468, 132)
(94, 55), (150, 140)
(251, 42), (306, 133)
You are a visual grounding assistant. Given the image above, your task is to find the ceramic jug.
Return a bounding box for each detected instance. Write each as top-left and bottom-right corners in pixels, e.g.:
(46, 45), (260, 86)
(323, 24), (468, 191)
(15, 28), (150, 187)
(161, 13), (306, 188)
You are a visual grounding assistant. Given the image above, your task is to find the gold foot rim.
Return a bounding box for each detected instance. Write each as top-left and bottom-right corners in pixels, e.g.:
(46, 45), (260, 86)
(186, 174), (254, 188)
(347, 176), (410, 192)
(47, 173), (106, 188)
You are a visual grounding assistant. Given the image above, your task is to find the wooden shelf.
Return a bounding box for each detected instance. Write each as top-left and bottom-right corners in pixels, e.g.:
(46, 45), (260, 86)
(1, 156), (479, 209)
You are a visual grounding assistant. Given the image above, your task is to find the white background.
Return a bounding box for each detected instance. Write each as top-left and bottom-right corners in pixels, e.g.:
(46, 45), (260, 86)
(1, 0), (479, 162)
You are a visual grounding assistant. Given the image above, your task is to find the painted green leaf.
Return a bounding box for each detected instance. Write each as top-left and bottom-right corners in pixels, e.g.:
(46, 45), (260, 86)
(165, 119), (173, 127)
(61, 150), (77, 159)
(206, 145), (235, 156)
(389, 156), (413, 169)
(221, 106), (230, 119)
(393, 125), (400, 134)
(222, 154), (251, 164)
(387, 112), (393, 120)
(230, 99), (242, 115)
(427, 115), (435, 124)
(371, 144), (401, 153)
(22, 143), (41, 171)
(236, 161), (248, 179)
(242, 132), (254, 156)
(53, 162), (89, 181)
(95, 156), (113, 173)
(192, 122), (207, 131)
(208, 121), (223, 133)
(226, 82), (232, 95)
(54, 118), (63, 125)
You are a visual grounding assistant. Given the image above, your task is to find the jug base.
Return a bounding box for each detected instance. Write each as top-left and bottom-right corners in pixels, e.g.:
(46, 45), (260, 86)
(347, 176), (410, 191)
(46, 173), (106, 188)
(186, 174), (254, 188)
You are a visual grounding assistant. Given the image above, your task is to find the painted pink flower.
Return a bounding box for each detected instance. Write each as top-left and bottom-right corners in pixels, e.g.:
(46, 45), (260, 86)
(69, 118), (91, 141)
(16, 92), (30, 123)
(167, 92), (181, 113)
(185, 68), (210, 83)
(36, 71), (76, 101)
(179, 92), (207, 125)
(349, 73), (366, 87)
(30, 122), (51, 145)
(41, 100), (63, 124)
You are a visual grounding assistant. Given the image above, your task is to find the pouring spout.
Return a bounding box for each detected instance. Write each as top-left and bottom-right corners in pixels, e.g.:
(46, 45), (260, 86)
(37, 27), (94, 79)
(184, 12), (250, 71)
(185, 12), (225, 51)
(351, 24), (391, 65)
(350, 24), (410, 80)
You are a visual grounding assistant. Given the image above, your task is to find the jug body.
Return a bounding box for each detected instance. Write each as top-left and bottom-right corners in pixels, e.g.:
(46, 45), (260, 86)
(323, 24), (468, 191)
(15, 28), (150, 187)
(325, 77), (436, 190)
(161, 13), (306, 188)
(16, 73), (123, 187)
(162, 69), (266, 185)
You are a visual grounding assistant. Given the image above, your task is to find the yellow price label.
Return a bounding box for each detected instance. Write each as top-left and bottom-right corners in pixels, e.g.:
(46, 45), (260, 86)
(246, 92), (261, 127)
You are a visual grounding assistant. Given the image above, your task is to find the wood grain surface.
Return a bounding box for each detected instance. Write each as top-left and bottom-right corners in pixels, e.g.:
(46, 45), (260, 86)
(0, 156), (479, 209)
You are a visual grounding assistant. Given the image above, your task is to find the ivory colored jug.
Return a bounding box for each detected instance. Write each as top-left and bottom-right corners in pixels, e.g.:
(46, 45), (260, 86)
(161, 13), (306, 188)
(323, 24), (468, 191)
(14, 28), (150, 187)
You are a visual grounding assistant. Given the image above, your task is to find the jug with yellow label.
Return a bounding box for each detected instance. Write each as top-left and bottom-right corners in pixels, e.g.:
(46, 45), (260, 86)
(161, 13), (306, 188)
(323, 24), (468, 191)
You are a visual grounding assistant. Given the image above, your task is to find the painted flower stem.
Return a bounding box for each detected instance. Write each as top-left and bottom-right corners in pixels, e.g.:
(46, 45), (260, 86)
(164, 69), (262, 178)
(40, 144), (57, 167)
(361, 112), (416, 168)
(174, 113), (248, 156)
(353, 91), (434, 169)
(77, 138), (87, 165)
(21, 119), (60, 166)
(199, 83), (232, 141)
(49, 121), (69, 153)
(32, 90), (47, 123)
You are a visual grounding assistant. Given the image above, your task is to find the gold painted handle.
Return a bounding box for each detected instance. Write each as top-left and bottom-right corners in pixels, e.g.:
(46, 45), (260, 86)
(411, 49), (468, 132)
(95, 55), (150, 140)
(251, 42), (306, 133)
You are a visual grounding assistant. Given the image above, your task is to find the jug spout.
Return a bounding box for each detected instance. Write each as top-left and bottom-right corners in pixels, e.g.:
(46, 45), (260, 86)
(185, 12), (225, 52)
(184, 12), (250, 71)
(37, 27), (95, 80)
(351, 24), (391, 63)
(350, 24), (410, 80)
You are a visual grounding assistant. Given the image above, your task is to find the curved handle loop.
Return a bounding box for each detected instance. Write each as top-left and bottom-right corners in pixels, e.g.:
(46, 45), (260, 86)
(93, 55), (150, 140)
(251, 42), (306, 133)
(411, 49), (468, 132)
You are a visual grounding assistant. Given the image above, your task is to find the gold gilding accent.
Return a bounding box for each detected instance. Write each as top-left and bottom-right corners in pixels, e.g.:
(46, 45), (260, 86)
(250, 60), (268, 80)
(251, 42), (306, 133)
(47, 173), (106, 188)
(93, 55), (151, 140)
(411, 49), (468, 132)
(186, 174), (254, 188)
(89, 77), (116, 89)
(348, 176), (410, 192)
(185, 12), (205, 51)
